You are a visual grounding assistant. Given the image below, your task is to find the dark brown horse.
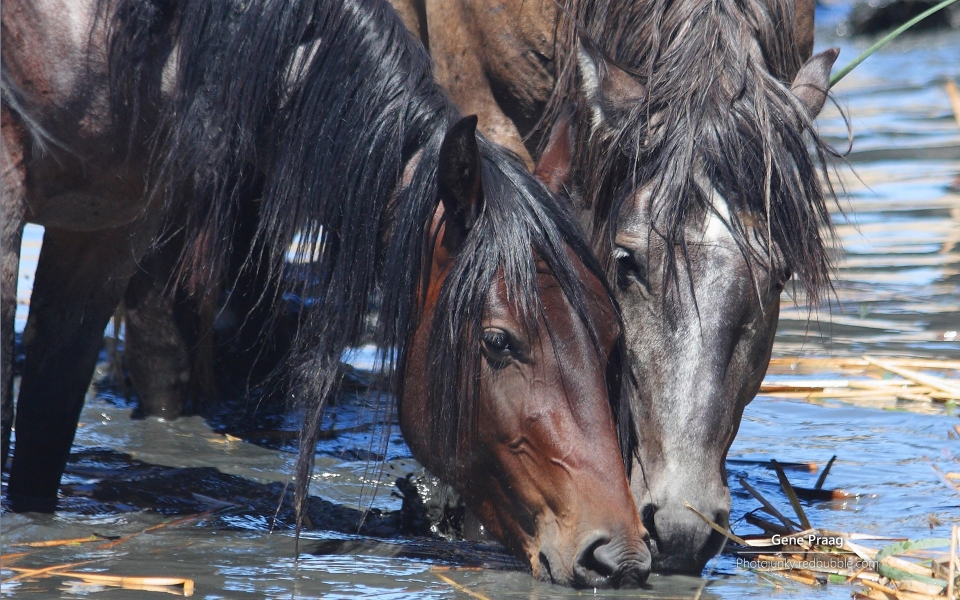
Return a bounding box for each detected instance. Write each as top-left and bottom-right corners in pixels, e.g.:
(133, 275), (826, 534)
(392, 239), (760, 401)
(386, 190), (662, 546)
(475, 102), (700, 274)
(392, 0), (840, 573)
(1, 0), (650, 586)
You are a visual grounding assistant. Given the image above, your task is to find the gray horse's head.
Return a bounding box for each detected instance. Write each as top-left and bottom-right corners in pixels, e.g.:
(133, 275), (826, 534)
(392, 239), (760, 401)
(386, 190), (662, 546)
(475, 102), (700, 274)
(536, 10), (840, 569)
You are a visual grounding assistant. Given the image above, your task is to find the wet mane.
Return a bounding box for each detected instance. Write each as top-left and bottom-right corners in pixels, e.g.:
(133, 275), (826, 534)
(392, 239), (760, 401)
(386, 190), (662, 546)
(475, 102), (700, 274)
(545, 0), (840, 303)
(103, 0), (634, 524)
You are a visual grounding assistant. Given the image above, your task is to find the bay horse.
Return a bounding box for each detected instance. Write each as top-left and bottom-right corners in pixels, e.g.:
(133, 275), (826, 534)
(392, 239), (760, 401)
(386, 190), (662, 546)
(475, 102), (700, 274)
(0, 0), (651, 586)
(392, 0), (841, 573)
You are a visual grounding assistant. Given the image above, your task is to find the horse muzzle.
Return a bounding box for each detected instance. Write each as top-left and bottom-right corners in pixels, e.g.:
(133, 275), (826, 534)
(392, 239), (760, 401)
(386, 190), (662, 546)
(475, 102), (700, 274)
(641, 502), (730, 573)
(534, 529), (651, 588)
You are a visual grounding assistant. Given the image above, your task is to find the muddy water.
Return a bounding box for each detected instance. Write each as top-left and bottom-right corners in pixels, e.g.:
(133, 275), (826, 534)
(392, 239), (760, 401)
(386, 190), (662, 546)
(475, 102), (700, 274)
(3, 4), (960, 598)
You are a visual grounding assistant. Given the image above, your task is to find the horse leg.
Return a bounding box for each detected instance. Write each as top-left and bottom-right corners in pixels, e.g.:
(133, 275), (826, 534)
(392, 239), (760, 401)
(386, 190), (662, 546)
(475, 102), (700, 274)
(122, 236), (196, 419)
(1, 106), (27, 470)
(9, 221), (156, 512)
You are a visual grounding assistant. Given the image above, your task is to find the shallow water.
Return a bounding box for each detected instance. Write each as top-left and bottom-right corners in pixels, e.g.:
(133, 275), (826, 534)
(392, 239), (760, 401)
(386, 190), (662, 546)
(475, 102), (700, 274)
(3, 4), (960, 598)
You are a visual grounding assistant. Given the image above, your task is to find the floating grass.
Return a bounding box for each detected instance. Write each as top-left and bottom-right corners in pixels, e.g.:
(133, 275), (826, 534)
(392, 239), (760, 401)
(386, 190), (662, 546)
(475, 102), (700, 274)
(760, 356), (960, 411)
(863, 356), (960, 398)
(729, 458), (960, 598)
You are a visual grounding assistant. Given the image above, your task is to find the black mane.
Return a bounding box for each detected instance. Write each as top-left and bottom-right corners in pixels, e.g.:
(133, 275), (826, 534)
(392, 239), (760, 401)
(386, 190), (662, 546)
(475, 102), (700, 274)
(103, 0), (634, 527)
(545, 0), (840, 302)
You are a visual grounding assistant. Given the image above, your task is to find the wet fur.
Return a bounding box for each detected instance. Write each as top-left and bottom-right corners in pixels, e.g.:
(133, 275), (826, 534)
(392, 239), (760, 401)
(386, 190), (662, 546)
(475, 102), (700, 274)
(545, 0), (839, 301)
(97, 0), (634, 532)
(387, 0), (840, 573)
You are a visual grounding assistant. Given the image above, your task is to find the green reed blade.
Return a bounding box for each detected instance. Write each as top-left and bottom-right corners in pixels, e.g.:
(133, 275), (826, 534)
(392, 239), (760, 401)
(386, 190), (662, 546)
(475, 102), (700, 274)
(830, 0), (960, 88)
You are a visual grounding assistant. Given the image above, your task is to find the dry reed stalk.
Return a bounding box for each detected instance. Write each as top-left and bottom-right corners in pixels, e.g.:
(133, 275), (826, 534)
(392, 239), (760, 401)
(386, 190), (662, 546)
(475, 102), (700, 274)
(878, 554), (936, 578)
(68, 580), (187, 596)
(844, 540), (882, 565)
(847, 380), (920, 390)
(13, 535), (106, 548)
(932, 465), (960, 495)
(98, 509), (217, 549)
(947, 80), (960, 129)
(762, 383), (956, 401)
(863, 356), (960, 398)
(862, 579), (898, 595)
(5, 560), (97, 583)
(893, 591), (944, 600)
(848, 564), (870, 583)
(52, 572), (195, 596)
(780, 570), (820, 585)
(764, 390), (900, 400)
(856, 591), (894, 600)
(1, 552), (30, 564)
(432, 570), (491, 600)
(684, 503), (749, 545)
(895, 578), (947, 596)
(767, 357), (960, 372)
(949, 526), (956, 599)
(896, 392), (936, 403)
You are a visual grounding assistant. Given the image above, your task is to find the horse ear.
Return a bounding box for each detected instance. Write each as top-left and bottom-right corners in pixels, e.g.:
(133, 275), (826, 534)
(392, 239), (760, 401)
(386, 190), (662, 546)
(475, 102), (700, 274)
(438, 115), (484, 253)
(577, 39), (645, 128)
(534, 104), (575, 194)
(790, 47), (839, 118)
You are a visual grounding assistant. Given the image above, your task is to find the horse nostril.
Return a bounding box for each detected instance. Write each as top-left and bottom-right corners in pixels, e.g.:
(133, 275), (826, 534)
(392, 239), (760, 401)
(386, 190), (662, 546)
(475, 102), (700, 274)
(581, 532), (617, 577)
(538, 551), (554, 583)
(572, 531), (618, 588)
(640, 503), (658, 542)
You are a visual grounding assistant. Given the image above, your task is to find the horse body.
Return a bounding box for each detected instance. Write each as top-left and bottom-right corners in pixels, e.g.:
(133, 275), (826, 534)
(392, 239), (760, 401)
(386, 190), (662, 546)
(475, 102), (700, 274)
(1, 0), (650, 586)
(397, 0), (839, 573)
(391, 0), (558, 166)
(2, 0), (169, 510)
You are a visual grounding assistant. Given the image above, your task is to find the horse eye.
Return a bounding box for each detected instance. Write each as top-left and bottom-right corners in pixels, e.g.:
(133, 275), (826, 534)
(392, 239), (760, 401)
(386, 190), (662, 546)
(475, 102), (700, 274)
(482, 328), (512, 357)
(614, 246), (646, 288)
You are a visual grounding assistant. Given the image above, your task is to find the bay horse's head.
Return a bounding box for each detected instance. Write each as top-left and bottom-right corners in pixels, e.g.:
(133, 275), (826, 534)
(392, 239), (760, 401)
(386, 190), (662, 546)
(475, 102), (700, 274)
(395, 116), (650, 587)
(538, 0), (841, 573)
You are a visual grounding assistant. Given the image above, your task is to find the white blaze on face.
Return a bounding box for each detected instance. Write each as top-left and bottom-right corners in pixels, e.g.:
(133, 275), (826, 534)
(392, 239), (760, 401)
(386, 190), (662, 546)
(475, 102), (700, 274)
(695, 172), (732, 243)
